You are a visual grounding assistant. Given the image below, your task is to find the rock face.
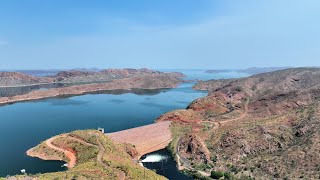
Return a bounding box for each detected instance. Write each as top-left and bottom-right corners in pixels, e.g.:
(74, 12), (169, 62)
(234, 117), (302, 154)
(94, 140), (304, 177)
(158, 68), (320, 179)
(0, 68), (184, 105)
(179, 135), (211, 164)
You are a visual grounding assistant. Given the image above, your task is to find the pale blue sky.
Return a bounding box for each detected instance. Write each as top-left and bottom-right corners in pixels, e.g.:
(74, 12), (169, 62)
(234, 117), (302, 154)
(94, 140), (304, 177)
(0, 0), (319, 69)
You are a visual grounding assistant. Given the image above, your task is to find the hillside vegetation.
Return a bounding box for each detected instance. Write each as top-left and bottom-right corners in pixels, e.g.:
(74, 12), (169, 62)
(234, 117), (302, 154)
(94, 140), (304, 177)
(158, 68), (320, 179)
(13, 130), (166, 180)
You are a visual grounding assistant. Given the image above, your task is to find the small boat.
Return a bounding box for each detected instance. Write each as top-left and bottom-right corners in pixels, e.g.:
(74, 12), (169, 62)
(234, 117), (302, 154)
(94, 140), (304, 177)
(21, 169), (26, 173)
(61, 163), (68, 167)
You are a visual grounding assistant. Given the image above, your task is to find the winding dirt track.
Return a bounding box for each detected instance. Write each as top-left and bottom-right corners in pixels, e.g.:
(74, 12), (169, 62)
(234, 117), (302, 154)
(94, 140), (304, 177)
(177, 99), (250, 176)
(96, 138), (125, 180)
(43, 133), (126, 179)
(45, 135), (77, 168)
(201, 99), (249, 129)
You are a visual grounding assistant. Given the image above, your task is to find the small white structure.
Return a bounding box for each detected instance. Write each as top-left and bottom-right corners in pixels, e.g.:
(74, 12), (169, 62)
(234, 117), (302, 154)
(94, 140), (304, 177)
(98, 127), (105, 133)
(21, 169), (26, 173)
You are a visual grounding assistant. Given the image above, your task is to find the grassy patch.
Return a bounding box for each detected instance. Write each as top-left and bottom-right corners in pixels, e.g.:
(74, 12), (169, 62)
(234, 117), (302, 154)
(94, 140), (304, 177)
(16, 130), (167, 180)
(167, 122), (192, 157)
(202, 122), (214, 132)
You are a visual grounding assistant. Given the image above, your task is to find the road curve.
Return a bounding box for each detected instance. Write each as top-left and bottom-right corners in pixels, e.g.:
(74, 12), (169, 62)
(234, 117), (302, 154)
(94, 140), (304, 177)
(45, 135), (76, 168)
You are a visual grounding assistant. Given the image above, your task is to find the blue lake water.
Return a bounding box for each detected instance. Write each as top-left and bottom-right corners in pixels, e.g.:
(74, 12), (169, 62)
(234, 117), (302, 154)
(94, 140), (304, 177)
(0, 70), (248, 179)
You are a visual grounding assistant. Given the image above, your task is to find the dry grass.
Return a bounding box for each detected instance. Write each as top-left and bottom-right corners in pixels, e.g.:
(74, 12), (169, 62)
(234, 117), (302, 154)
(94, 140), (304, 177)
(19, 130), (167, 180)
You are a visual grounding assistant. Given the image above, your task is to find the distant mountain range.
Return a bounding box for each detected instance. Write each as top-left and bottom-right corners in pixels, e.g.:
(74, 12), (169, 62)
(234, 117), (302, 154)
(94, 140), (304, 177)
(206, 67), (291, 75)
(0, 68), (185, 105)
(0, 68), (102, 77)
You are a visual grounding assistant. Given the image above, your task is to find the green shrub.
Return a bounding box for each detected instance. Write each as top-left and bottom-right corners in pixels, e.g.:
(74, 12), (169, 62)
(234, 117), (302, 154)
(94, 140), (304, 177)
(211, 155), (217, 162)
(195, 163), (213, 171)
(239, 175), (254, 180)
(211, 171), (224, 179)
(192, 172), (212, 180)
(224, 172), (235, 180)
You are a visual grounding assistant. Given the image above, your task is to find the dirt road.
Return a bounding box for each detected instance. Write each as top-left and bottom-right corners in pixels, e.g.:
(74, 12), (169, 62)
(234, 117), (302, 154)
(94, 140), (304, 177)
(45, 135), (77, 168)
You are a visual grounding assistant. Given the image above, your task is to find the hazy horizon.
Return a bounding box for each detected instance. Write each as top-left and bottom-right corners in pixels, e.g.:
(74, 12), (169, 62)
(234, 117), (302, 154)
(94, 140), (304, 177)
(0, 66), (303, 71)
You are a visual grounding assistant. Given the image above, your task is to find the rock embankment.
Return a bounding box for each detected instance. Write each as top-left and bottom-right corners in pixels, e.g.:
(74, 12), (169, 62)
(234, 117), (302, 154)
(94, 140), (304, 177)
(107, 121), (172, 159)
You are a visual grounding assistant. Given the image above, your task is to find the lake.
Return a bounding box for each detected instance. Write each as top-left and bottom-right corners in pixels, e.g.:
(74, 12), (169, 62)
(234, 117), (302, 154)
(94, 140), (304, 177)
(0, 70), (248, 179)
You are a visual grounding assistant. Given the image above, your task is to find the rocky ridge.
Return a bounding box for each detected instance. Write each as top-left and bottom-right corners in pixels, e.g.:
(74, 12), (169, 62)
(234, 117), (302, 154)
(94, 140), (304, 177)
(0, 68), (184, 87)
(0, 68), (184, 105)
(158, 68), (320, 179)
(0, 72), (52, 87)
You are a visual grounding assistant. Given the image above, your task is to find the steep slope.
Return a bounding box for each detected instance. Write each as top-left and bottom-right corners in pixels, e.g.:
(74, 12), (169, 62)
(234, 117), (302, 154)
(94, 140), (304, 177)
(158, 68), (320, 179)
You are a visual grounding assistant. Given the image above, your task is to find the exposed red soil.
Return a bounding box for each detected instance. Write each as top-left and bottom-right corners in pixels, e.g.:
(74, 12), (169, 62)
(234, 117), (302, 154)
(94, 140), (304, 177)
(45, 135), (77, 168)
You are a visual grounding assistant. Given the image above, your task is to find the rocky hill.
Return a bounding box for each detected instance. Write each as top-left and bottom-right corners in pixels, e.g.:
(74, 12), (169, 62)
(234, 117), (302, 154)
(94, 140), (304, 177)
(0, 69), (184, 105)
(206, 67), (290, 75)
(158, 68), (320, 179)
(101, 68), (161, 77)
(11, 130), (165, 180)
(0, 68), (184, 87)
(52, 68), (184, 84)
(0, 72), (53, 87)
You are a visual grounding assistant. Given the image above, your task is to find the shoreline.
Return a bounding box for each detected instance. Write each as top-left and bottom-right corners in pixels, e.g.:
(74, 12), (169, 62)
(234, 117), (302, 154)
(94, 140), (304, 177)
(25, 122), (173, 174)
(0, 76), (182, 106)
(0, 87), (170, 106)
(0, 82), (53, 88)
(0, 80), (117, 88)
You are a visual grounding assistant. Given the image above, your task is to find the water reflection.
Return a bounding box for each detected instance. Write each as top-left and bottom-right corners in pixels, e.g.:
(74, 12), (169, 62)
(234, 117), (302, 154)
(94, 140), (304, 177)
(139, 101), (177, 111)
(0, 83), (69, 97)
(109, 99), (126, 104)
(44, 98), (89, 106)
